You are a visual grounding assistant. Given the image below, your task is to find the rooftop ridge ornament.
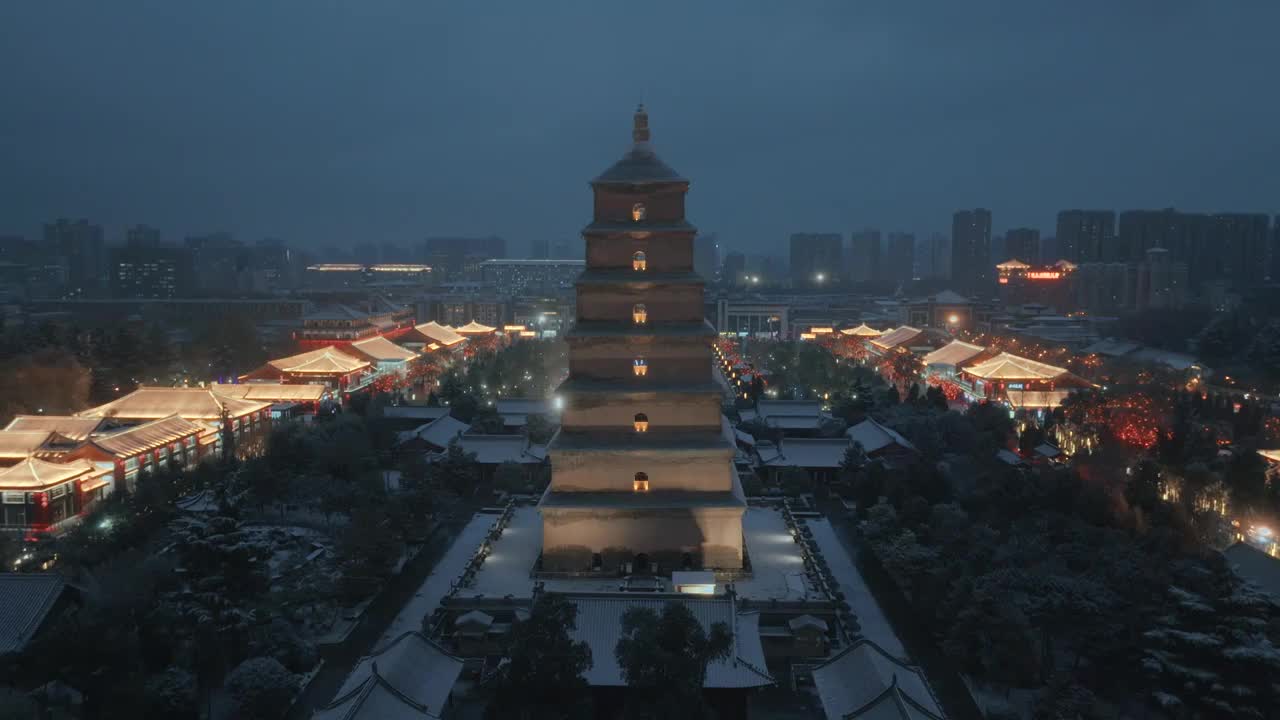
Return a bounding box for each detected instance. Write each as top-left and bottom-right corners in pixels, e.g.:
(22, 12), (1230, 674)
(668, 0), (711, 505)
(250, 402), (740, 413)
(632, 103), (650, 144)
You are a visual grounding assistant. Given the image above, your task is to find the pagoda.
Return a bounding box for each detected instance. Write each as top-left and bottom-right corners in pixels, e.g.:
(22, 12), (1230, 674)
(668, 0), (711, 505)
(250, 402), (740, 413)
(538, 106), (745, 574)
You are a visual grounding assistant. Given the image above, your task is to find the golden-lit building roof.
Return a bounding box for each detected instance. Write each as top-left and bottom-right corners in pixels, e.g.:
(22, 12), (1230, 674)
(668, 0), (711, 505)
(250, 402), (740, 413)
(922, 341), (989, 368)
(412, 322), (466, 346)
(0, 457), (103, 490)
(87, 415), (206, 457)
(963, 352), (1069, 381)
(213, 383), (329, 402)
(5, 416), (105, 442)
(266, 347), (372, 375)
(870, 326), (923, 351)
(0, 431), (56, 460)
(343, 336), (419, 363)
(840, 324), (882, 337)
(79, 386), (271, 421)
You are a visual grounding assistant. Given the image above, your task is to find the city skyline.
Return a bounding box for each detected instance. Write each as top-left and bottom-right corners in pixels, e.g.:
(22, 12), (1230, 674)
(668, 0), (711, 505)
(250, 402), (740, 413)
(3, 2), (1279, 252)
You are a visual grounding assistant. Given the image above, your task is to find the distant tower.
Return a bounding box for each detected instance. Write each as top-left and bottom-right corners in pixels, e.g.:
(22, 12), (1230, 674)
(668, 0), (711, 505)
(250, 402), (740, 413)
(538, 106), (745, 573)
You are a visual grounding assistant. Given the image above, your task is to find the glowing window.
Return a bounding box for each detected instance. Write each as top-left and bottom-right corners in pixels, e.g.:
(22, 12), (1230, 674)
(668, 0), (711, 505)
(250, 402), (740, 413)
(633, 358), (648, 377)
(632, 251), (647, 272)
(632, 202), (646, 222)
(634, 472), (649, 492)
(634, 413), (649, 433)
(632, 303), (647, 325)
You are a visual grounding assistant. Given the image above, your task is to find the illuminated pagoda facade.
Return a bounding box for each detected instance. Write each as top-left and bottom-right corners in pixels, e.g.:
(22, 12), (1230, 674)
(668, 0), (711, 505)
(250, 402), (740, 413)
(538, 106), (745, 573)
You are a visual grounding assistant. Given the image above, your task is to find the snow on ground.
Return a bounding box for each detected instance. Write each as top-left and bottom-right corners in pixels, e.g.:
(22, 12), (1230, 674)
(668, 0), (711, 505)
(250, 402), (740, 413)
(470, 507), (541, 597)
(378, 513), (494, 644)
(805, 517), (905, 657)
(735, 507), (815, 601)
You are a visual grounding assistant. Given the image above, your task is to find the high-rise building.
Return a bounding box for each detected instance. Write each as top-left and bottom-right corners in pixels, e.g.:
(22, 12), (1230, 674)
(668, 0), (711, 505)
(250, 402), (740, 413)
(539, 106), (744, 572)
(1271, 215), (1280, 282)
(422, 236), (506, 280)
(530, 238), (550, 259)
(950, 209), (992, 294)
(185, 232), (248, 294)
(1056, 210), (1115, 263)
(479, 259), (585, 296)
(125, 225), (162, 249)
(109, 243), (193, 299)
(551, 238), (574, 259)
(789, 233), (843, 289)
(886, 232), (915, 284)
(253, 238), (297, 291)
(1204, 213), (1269, 290)
(722, 252), (747, 286)
(1137, 247), (1189, 310)
(848, 229), (881, 284)
(924, 233), (949, 278)
(694, 233), (720, 282)
(1003, 227), (1040, 264)
(44, 219), (105, 297)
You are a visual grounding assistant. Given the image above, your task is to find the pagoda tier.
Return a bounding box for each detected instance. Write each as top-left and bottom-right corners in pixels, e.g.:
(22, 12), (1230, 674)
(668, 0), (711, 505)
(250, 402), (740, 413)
(539, 106), (745, 574)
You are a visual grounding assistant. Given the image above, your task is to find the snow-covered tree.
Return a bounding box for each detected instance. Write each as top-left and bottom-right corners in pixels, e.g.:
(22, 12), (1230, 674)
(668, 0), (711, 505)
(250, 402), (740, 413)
(226, 657), (297, 720)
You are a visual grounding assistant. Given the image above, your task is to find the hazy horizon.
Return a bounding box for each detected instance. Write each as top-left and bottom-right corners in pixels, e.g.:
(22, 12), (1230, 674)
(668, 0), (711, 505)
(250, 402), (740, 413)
(3, 1), (1278, 254)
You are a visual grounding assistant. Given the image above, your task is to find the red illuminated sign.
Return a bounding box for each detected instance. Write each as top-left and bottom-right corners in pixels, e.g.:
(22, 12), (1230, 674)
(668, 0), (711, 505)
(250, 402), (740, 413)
(1025, 271), (1061, 280)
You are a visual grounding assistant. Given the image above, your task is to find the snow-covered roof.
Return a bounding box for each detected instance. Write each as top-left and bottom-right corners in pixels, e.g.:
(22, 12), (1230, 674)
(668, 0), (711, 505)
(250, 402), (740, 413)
(266, 347), (372, 375)
(929, 290), (970, 305)
(344, 335), (419, 363)
(381, 406), (451, 422)
(996, 449), (1024, 466)
(454, 320), (496, 334)
(79, 386), (271, 421)
(563, 593), (772, 688)
(1259, 449), (1280, 464)
(396, 415), (469, 449)
(213, 383), (329, 402)
(788, 614), (828, 633)
(734, 429), (756, 447)
(87, 415), (205, 457)
(759, 438), (851, 469)
(840, 323), (883, 337)
(494, 398), (553, 418)
(410, 322), (465, 347)
(314, 631), (463, 720)
(922, 341), (988, 369)
(872, 326), (924, 351)
(0, 573), (68, 655)
(1223, 542), (1280, 601)
(4, 415), (104, 442)
(1034, 443), (1061, 458)
(1082, 338), (1141, 357)
(810, 638), (943, 720)
(846, 419), (916, 455)
(963, 352), (1068, 381)
(447, 434), (546, 465)
(1129, 347), (1200, 371)
(756, 400), (822, 421)
(0, 457), (104, 490)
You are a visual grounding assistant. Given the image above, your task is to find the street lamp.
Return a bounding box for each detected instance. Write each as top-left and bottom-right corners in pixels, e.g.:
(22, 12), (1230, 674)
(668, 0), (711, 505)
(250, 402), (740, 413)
(815, 272), (826, 284)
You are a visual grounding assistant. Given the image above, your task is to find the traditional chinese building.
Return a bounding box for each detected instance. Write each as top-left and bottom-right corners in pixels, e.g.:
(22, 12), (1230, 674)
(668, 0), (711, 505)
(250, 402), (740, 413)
(0, 457), (113, 534)
(240, 347), (373, 390)
(70, 415), (207, 492)
(77, 386), (272, 459)
(538, 106), (745, 574)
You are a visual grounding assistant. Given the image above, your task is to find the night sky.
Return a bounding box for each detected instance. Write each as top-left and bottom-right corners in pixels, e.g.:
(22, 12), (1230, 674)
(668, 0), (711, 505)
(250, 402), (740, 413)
(2, 1), (1277, 254)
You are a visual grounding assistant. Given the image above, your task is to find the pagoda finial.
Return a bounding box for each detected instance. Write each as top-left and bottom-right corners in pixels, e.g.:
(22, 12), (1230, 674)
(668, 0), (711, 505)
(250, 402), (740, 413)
(632, 104), (650, 144)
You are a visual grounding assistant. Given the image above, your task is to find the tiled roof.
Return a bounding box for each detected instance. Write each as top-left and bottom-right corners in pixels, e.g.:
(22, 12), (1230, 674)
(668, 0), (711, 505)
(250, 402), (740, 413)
(454, 320), (496, 334)
(5, 416), (104, 442)
(758, 438), (851, 469)
(962, 352), (1068, 381)
(268, 348), (371, 375)
(444, 434), (545, 465)
(315, 631), (463, 720)
(396, 415), (469, 450)
(847, 419), (916, 455)
(344, 336), (419, 363)
(213, 383), (329, 402)
(0, 573), (68, 654)
(922, 341), (988, 368)
(79, 386), (271, 421)
(840, 324), (883, 337)
(0, 457), (100, 490)
(1224, 542), (1280, 600)
(563, 593), (771, 688)
(811, 638), (943, 719)
(0, 430), (55, 459)
(755, 400), (822, 422)
(872, 327), (924, 351)
(410, 322), (465, 347)
(88, 415), (204, 457)
(495, 398), (553, 418)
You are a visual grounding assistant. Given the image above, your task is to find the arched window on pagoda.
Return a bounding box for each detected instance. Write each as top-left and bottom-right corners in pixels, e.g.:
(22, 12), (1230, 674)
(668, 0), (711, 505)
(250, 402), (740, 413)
(632, 202), (646, 222)
(632, 303), (647, 325)
(632, 251), (647, 272)
(633, 472), (649, 492)
(633, 358), (648, 377)
(634, 413), (649, 433)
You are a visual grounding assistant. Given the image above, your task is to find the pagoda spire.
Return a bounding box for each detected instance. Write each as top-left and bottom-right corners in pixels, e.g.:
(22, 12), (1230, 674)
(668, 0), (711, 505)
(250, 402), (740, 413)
(632, 104), (650, 145)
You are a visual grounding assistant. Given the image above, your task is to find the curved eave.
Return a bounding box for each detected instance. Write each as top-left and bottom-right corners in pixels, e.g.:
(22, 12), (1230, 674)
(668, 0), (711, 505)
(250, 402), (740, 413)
(576, 270), (703, 286)
(590, 148), (688, 186)
(556, 377), (723, 395)
(567, 321), (717, 339)
(550, 429), (734, 453)
(582, 220), (698, 236)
